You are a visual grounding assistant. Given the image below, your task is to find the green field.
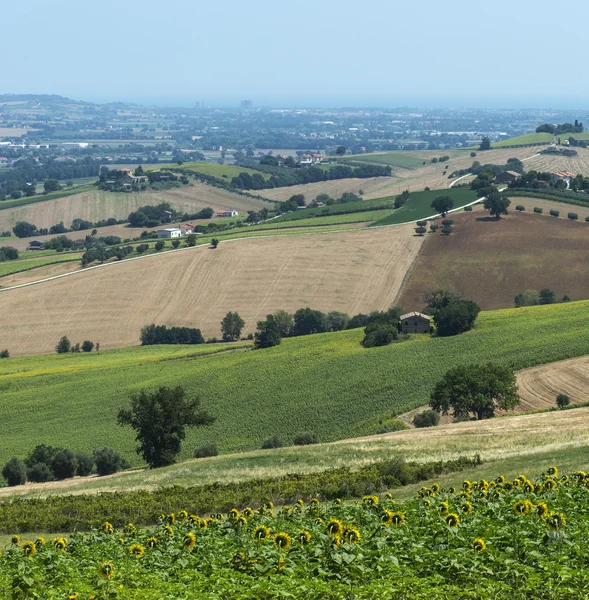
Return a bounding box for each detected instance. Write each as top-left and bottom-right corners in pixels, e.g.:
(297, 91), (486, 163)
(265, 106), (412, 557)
(370, 187), (477, 226)
(0, 254), (81, 278)
(169, 162), (269, 180)
(492, 133), (553, 147)
(244, 209), (391, 229)
(339, 152), (439, 170)
(1, 301), (589, 467)
(272, 197), (395, 222)
(0, 184), (94, 211)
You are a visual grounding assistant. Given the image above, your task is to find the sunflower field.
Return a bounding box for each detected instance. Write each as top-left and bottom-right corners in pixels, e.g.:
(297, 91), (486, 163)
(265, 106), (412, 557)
(2, 467), (589, 599)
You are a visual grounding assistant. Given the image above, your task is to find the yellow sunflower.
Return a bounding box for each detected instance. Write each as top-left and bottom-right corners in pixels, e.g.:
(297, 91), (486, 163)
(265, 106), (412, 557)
(513, 500), (533, 515)
(546, 513), (566, 530)
(472, 538), (486, 553)
(326, 519), (343, 536)
(535, 503), (549, 518)
(273, 532), (291, 550)
(34, 537), (45, 548)
(391, 512), (406, 527)
(296, 530), (311, 545)
(461, 501), (473, 515)
(129, 544), (144, 558)
(10, 535), (20, 546)
(439, 502), (449, 515)
(102, 522), (114, 535)
(123, 523), (136, 536)
(342, 525), (361, 544)
(98, 561), (115, 579)
(381, 510), (393, 525)
(163, 525), (174, 537)
(21, 541), (36, 557)
(183, 532), (196, 550)
(53, 537), (67, 551)
(254, 525), (270, 540)
(242, 507), (254, 518)
(445, 513), (460, 528)
(177, 510), (188, 521)
(146, 536), (158, 549)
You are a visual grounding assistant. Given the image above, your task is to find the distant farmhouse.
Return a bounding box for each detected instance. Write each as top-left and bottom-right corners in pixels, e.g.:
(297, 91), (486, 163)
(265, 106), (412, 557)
(494, 170), (520, 184)
(552, 171), (575, 189)
(118, 168), (149, 185)
(216, 209), (238, 218)
(400, 312), (431, 334)
(299, 153), (324, 166)
(156, 228), (182, 239)
(28, 240), (46, 251)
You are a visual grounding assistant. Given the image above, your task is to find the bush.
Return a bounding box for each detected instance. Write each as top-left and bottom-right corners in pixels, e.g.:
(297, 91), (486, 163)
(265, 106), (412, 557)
(550, 209), (559, 217)
(93, 448), (124, 476)
(76, 453), (94, 476)
(261, 436), (285, 449)
(361, 323), (399, 348)
(533, 207), (543, 214)
(55, 336), (71, 354)
(434, 299), (480, 337)
(155, 240), (165, 251)
(171, 239), (180, 248)
(441, 225), (453, 235)
(416, 220), (427, 227)
(556, 393), (571, 409)
(81, 340), (94, 352)
(441, 219), (454, 226)
(293, 432), (318, 446)
(470, 152), (477, 157)
(2, 458), (27, 486)
(51, 449), (78, 480)
(376, 419), (408, 434)
(0, 349), (9, 358)
(516, 205), (525, 212)
(429, 224), (438, 232)
(585, 216), (589, 223)
(568, 213), (578, 221)
(464, 205), (473, 212)
(27, 462), (53, 483)
(413, 410), (441, 428)
(194, 444), (219, 459)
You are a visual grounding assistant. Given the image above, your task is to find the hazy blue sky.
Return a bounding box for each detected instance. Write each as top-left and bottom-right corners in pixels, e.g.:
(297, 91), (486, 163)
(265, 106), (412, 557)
(4, 0), (588, 108)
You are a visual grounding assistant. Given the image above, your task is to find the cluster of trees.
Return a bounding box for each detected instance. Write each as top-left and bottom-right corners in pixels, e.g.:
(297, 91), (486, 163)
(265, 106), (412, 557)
(509, 171), (589, 192)
(261, 432), (319, 449)
(514, 288), (570, 308)
(55, 336), (98, 354)
(430, 156), (450, 163)
(0, 246), (18, 261)
(229, 163), (391, 191)
(536, 121), (584, 135)
(451, 157), (524, 182)
(140, 324), (205, 345)
(278, 191), (362, 213)
(0, 349), (9, 358)
(415, 219), (454, 236)
(128, 202), (177, 227)
(2, 445), (127, 487)
(423, 290), (481, 337)
(12, 216), (126, 238)
(430, 363), (519, 421)
(395, 190), (410, 209)
(97, 167), (187, 193)
(81, 243), (134, 265)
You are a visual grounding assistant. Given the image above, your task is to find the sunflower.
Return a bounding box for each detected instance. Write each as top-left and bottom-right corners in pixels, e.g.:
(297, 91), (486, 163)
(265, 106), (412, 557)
(314, 517), (323, 525)
(297, 499), (304, 507)
(163, 526), (174, 537)
(236, 516), (248, 527)
(381, 510), (393, 526)
(242, 507), (254, 518)
(546, 513), (566, 530)
(21, 541), (36, 557)
(280, 505), (291, 515)
(129, 544), (144, 558)
(391, 512), (405, 527)
(544, 479), (557, 490)
(445, 513), (460, 528)
(273, 532), (291, 550)
(513, 500), (533, 515)
(35, 537), (45, 548)
(310, 497), (320, 506)
(461, 501), (473, 515)
(166, 513), (176, 524)
(53, 537), (67, 551)
(523, 482), (535, 494)
(448, 486), (456, 494)
(202, 519), (212, 528)
(439, 502), (449, 515)
(264, 501), (274, 511)
(472, 538), (486, 553)
(228, 508), (240, 520)
(326, 519), (343, 536)
(331, 534), (341, 546)
(183, 532), (196, 550)
(504, 482), (514, 491)
(102, 522), (114, 535)
(123, 523), (136, 536)
(10, 535), (20, 546)
(431, 483), (441, 493)
(333, 498), (342, 506)
(495, 475), (505, 485)
(547, 466), (558, 478)
(189, 515), (202, 527)
(536, 503), (549, 518)
(422, 499), (431, 508)
(342, 525), (361, 544)
(118, 538), (125, 545)
(362, 495), (378, 507)
(146, 536), (158, 549)
(462, 480), (471, 491)
(296, 530), (311, 544)
(276, 556), (286, 573)
(458, 491), (471, 500)
(98, 561), (115, 579)
(254, 525), (270, 540)
(177, 510), (188, 521)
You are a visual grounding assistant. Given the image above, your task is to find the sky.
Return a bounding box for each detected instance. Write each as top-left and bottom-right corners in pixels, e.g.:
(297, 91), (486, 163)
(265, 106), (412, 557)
(4, 0), (589, 108)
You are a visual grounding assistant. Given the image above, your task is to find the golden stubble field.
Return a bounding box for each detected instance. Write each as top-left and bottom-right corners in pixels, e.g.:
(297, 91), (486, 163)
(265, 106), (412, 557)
(0, 224), (424, 355)
(522, 146), (589, 176)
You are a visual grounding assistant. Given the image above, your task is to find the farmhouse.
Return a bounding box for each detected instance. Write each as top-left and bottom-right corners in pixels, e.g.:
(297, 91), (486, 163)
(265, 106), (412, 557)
(178, 223), (195, 235)
(123, 173), (149, 184)
(494, 170), (520, 184)
(157, 228), (182, 239)
(552, 171), (575, 188)
(28, 240), (46, 251)
(400, 311), (431, 334)
(216, 209), (238, 218)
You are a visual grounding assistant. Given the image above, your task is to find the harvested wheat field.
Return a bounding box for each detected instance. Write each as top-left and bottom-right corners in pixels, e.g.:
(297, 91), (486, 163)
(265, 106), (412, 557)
(396, 210), (589, 311)
(0, 261), (81, 287)
(0, 183), (267, 231)
(521, 146), (589, 176)
(516, 356), (589, 411)
(0, 224), (424, 355)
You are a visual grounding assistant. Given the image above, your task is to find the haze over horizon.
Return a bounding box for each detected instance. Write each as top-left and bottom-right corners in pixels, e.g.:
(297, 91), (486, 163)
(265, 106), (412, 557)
(4, 0), (589, 108)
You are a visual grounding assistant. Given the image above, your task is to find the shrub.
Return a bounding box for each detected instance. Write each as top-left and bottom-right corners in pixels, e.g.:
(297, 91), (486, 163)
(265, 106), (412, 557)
(211, 238), (219, 248)
(585, 216), (589, 223)
(429, 224), (438, 232)
(171, 239), (180, 248)
(413, 410), (441, 428)
(533, 207), (543, 214)
(416, 220), (427, 227)
(56, 336), (71, 354)
(2, 458), (27, 486)
(516, 205), (525, 212)
(261, 436), (285, 449)
(470, 152), (477, 157)
(556, 393), (571, 409)
(441, 225), (453, 235)
(51, 449), (78, 480)
(0, 349), (9, 358)
(81, 340), (94, 352)
(93, 448), (124, 476)
(376, 419), (408, 434)
(361, 324), (399, 348)
(464, 205), (473, 212)
(568, 213), (578, 221)
(434, 299), (480, 336)
(415, 226), (427, 236)
(155, 240), (165, 251)
(441, 219), (454, 226)
(550, 209), (559, 217)
(27, 462), (53, 483)
(293, 432), (318, 446)
(194, 444), (219, 459)
(76, 453), (94, 477)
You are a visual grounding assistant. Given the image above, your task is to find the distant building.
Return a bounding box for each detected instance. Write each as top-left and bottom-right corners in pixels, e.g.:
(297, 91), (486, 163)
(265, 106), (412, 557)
(157, 228), (182, 239)
(178, 223), (195, 235)
(28, 240), (46, 251)
(494, 170), (520, 184)
(123, 173), (149, 184)
(552, 171), (575, 189)
(216, 209), (238, 218)
(400, 312), (431, 334)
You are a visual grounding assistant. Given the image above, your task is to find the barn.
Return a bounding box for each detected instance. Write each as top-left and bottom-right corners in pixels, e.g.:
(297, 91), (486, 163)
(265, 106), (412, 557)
(400, 311), (431, 334)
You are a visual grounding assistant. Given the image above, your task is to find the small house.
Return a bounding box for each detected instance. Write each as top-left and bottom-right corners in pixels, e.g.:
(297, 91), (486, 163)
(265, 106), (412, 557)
(157, 228), (182, 239)
(400, 311), (431, 334)
(178, 223), (194, 236)
(494, 170), (520, 184)
(216, 209), (238, 218)
(28, 240), (46, 251)
(551, 171), (574, 188)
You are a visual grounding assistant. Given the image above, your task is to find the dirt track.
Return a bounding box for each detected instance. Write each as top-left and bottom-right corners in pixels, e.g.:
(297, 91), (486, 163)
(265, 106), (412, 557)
(0, 225), (424, 355)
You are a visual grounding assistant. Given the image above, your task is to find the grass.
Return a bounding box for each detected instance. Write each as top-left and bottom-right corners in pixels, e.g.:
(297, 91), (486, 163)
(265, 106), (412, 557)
(272, 197), (395, 222)
(492, 133), (553, 147)
(1, 300), (589, 467)
(240, 210), (392, 229)
(339, 150), (464, 170)
(0, 184), (95, 211)
(166, 162), (269, 180)
(370, 187), (477, 226)
(0, 254), (81, 278)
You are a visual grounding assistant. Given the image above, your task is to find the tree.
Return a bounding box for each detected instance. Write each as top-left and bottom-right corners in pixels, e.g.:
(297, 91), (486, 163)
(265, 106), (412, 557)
(185, 234), (197, 247)
(211, 238), (219, 248)
(336, 146), (346, 156)
(51, 449), (78, 480)
(293, 308), (328, 336)
(430, 363), (519, 420)
(56, 336), (71, 354)
(118, 386), (215, 468)
(254, 314), (282, 349)
(221, 312), (245, 341)
(272, 310), (294, 337)
(516, 205), (525, 212)
(434, 299), (480, 336)
(171, 239), (180, 249)
(27, 462), (53, 483)
(413, 410), (440, 428)
(479, 136), (491, 151)
(12, 221), (38, 238)
(431, 196), (454, 217)
(423, 289), (460, 315)
(261, 436), (285, 449)
(81, 340), (94, 352)
(556, 393), (571, 409)
(515, 289), (541, 307)
(326, 311), (349, 332)
(361, 323), (398, 348)
(155, 240), (165, 251)
(568, 213), (579, 221)
(539, 288), (556, 305)
(483, 193), (510, 219)
(75, 453), (94, 476)
(2, 458), (27, 486)
(0, 350), (9, 359)
(44, 179), (62, 193)
(415, 226), (427, 236)
(293, 432), (318, 445)
(93, 448), (125, 476)
(441, 225), (453, 235)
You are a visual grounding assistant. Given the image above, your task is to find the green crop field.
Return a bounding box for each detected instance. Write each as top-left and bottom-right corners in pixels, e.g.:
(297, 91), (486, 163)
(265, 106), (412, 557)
(169, 162), (268, 180)
(1, 301), (589, 467)
(492, 133), (553, 148)
(244, 209), (391, 229)
(272, 197), (395, 223)
(370, 187), (477, 226)
(0, 254), (81, 278)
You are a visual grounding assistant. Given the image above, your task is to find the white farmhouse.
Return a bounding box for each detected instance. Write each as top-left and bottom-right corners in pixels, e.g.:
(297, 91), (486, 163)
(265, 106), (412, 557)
(157, 228), (182, 239)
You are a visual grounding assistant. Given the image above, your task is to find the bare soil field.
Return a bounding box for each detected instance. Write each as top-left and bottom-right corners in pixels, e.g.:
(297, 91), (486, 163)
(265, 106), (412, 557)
(507, 197), (589, 221)
(396, 210), (589, 311)
(0, 224), (424, 355)
(0, 183), (267, 231)
(516, 356), (589, 411)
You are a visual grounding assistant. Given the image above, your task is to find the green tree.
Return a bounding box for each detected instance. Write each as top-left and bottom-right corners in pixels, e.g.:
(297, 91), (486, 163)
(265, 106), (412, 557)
(93, 448), (124, 476)
(12, 221), (38, 238)
(556, 393), (570, 409)
(434, 299), (480, 336)
(415, 226), (427, 236)
(118, 386), (215, 468)
(155, 240), (165, 251)
(293, 308), (327, 336)
(211, 238), (219, 248)
(171, 239), (180, 249)
(483, 193), (511, 219)
(272, 310), (294, 337)
(254, 314), (282, 349)
(361, 323), (398, 348)
(81, 340), (94, 352)
(185, 234), (197, 247)
(514, 289), (541, 307)
(2, 458), (27, 486)
(51, 449), (78, 480)
(423, 289), (460, 315)
(75, 453), (94, 476)
(326, 311), (349, 332)
(56, 336), (71, 354)
(336, 146), (346, 156)
(430, 363), (519, 420)
(539, 288), (556, 305)
(221, 311), (245, 341)
(479, 136), (491, 151)
(43, 179), (62, 193)
(431, 196), (454, 217)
